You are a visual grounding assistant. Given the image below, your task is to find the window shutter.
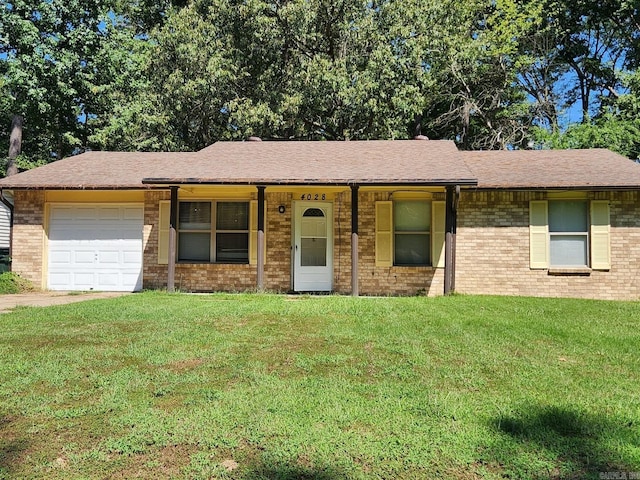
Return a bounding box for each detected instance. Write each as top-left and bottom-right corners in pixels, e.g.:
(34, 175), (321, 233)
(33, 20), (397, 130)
(529, 200), (549, 269)
(158, 201), (170, 265)
(249, 200), (266, 266)
(432, 201), (446, 268)
(590, 200), (611, 270)
(375, 201), (393, 267)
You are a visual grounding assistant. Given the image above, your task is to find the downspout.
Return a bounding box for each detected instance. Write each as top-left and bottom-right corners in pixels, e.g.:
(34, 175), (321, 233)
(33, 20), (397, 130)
(0, 189), (14, 267)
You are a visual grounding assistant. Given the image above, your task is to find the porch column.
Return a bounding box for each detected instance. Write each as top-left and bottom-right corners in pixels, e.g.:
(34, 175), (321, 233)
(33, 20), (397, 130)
(168, 186), (178, 293)
(351, 185), (359, 297)
(257, 185), (266, 291)
(444, 185), (459, 295)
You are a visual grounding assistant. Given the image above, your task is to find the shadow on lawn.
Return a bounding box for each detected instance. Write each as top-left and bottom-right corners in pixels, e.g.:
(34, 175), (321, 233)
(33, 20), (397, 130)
(491, 404), (639, 479)
(240, 461), (348, 480)
(0, 415), (29, 477)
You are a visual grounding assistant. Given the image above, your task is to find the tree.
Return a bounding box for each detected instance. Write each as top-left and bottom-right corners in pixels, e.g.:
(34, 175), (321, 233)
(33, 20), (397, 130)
(0, 0), (115, 168)
(103, 0), (540, 150)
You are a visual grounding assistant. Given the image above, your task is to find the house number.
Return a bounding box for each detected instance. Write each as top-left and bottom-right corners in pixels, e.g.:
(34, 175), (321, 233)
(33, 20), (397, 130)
(300, 193), (326, 201)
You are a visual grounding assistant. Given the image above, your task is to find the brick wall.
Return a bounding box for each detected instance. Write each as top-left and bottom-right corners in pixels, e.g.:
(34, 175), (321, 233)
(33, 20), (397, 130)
(19, 188), (636, 299)
(349, 191), (444, 296)
(142, 190), (443, 296)
(456, 190), (640, 300)
(12, 190), (45, 288)
(143, 191), (294, 292)
(143, 190), (170, 289)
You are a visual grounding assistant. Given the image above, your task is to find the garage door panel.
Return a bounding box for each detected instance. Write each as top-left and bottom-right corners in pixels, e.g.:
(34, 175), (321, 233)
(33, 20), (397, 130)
(49, 250), (72, 264)
(96, 273), (119, 287)
(72, 272), (96, 288)
(50, 228), (88, 242)
(123, 208), (144, 220)
(50, 207), (76, 221)
(48, 204), (143, 292)
(122, 250), (141, 264)
(73, 251), (96, 265)
(98, 251), (120, 265)
(121, 273), (143, 290)
(117, 229), (143, 241)
(98, 208), (121, 220)
(49, 273), (71, 288)
(73, 208), (101, 220)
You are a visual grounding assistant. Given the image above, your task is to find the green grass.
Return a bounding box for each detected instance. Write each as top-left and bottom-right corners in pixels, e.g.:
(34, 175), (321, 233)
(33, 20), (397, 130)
(0, 272), (35, 294)
(0, 292), (639, 479)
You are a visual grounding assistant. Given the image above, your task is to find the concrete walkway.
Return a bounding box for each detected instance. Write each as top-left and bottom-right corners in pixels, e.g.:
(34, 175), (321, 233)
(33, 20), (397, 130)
(0, 291), (130, 313)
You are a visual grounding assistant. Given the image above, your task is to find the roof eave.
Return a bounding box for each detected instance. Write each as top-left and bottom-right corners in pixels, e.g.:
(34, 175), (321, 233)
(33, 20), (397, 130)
(141, 178), (479, 187)
(469, 184), (640, 191)
(0, 185), (159, 191)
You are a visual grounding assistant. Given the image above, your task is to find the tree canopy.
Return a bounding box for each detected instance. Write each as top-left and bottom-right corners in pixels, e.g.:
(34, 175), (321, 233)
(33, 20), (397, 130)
(2, 0), (640, 170)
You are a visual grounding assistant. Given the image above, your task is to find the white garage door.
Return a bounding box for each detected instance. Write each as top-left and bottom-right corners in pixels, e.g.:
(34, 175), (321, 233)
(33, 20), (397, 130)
(48, 204), (144, 291)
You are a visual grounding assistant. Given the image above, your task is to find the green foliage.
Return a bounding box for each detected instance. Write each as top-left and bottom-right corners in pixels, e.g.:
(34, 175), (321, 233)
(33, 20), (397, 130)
(93, 0), (544, 150)
(533, 116), (640, 159)
(0, 272), (36, 294)
(0, 292), (638, 478)
(0, 0), (117, 162)
(0, 152), (46, 176)
(3, 0), (640, 162)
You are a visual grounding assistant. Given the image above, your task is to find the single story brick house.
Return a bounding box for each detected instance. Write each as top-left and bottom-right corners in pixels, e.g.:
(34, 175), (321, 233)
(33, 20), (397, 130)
(1, 139), (640, 300)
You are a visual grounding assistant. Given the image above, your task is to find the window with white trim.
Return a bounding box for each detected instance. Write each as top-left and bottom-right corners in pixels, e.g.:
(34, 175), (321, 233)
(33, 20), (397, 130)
(376, 199), (444, 268)
(529, 199), (611, 271)
(178, 201), (249, 263)
(393, 200), (431, 266)
(548, 200), (589, 267)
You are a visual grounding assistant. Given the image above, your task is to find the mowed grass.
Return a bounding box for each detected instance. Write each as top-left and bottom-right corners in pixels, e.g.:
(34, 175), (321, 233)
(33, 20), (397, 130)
(0, 292), (639, 479)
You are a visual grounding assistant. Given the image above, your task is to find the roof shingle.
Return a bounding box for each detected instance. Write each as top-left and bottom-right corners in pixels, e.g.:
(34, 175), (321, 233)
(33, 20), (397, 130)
(0, 141), (475, 189)
(1, 141), (639, 190)
(461, 149), (640, 189)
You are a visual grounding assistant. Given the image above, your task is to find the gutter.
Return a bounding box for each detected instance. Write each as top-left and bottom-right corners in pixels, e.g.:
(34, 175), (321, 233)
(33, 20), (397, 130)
(141, 178), (479, 187)
(465, 185), (640, 192)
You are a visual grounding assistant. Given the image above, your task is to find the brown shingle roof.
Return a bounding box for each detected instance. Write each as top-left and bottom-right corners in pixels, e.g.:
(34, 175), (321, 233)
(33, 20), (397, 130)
(0, 152), (198, 189)
(0, 140), (475, 189)
(462, 149), (640, 189)
(146, 140), (474, 186)
(1, 141), (639, 190)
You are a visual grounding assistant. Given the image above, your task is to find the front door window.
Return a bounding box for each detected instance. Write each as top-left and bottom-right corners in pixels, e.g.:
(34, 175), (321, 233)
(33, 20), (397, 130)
(301, 208), (327, 267)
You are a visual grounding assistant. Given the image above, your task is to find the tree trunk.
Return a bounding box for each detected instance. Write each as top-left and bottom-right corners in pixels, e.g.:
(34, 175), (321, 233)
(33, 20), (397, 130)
(6, 115), (23, 177)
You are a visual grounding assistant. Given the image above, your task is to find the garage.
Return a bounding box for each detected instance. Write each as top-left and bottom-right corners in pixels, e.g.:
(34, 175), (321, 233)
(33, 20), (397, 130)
(48, 204), (144, 291)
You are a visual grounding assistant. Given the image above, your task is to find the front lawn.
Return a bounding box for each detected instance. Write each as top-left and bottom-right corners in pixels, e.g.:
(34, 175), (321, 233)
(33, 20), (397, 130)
(0, 292), (638, 479)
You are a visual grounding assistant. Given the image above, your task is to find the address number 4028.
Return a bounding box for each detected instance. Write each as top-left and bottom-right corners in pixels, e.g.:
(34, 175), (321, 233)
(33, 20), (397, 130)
(300, 194), (326, 201)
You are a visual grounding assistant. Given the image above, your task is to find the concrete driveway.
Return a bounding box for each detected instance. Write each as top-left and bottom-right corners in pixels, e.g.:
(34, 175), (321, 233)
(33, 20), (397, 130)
(0, 291), (130, 313)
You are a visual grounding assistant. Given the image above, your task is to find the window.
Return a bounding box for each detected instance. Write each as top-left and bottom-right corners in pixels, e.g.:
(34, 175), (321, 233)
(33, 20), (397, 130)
(178, 201), (249, 263)
(548, 200), (588, 267)
(529, 199), (611, 270)
(376, 200), (444, 268)
(393, 200), (431, 266)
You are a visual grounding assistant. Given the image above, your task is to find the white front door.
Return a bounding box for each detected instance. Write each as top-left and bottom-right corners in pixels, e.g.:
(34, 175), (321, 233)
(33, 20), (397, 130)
(293, 202), (333, 292)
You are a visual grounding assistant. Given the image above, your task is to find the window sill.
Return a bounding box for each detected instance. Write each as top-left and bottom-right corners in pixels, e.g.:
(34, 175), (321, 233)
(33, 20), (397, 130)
(177, 261), (250, 265)
(547, 267), (591, 276)
(392, 265), (434, 269)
